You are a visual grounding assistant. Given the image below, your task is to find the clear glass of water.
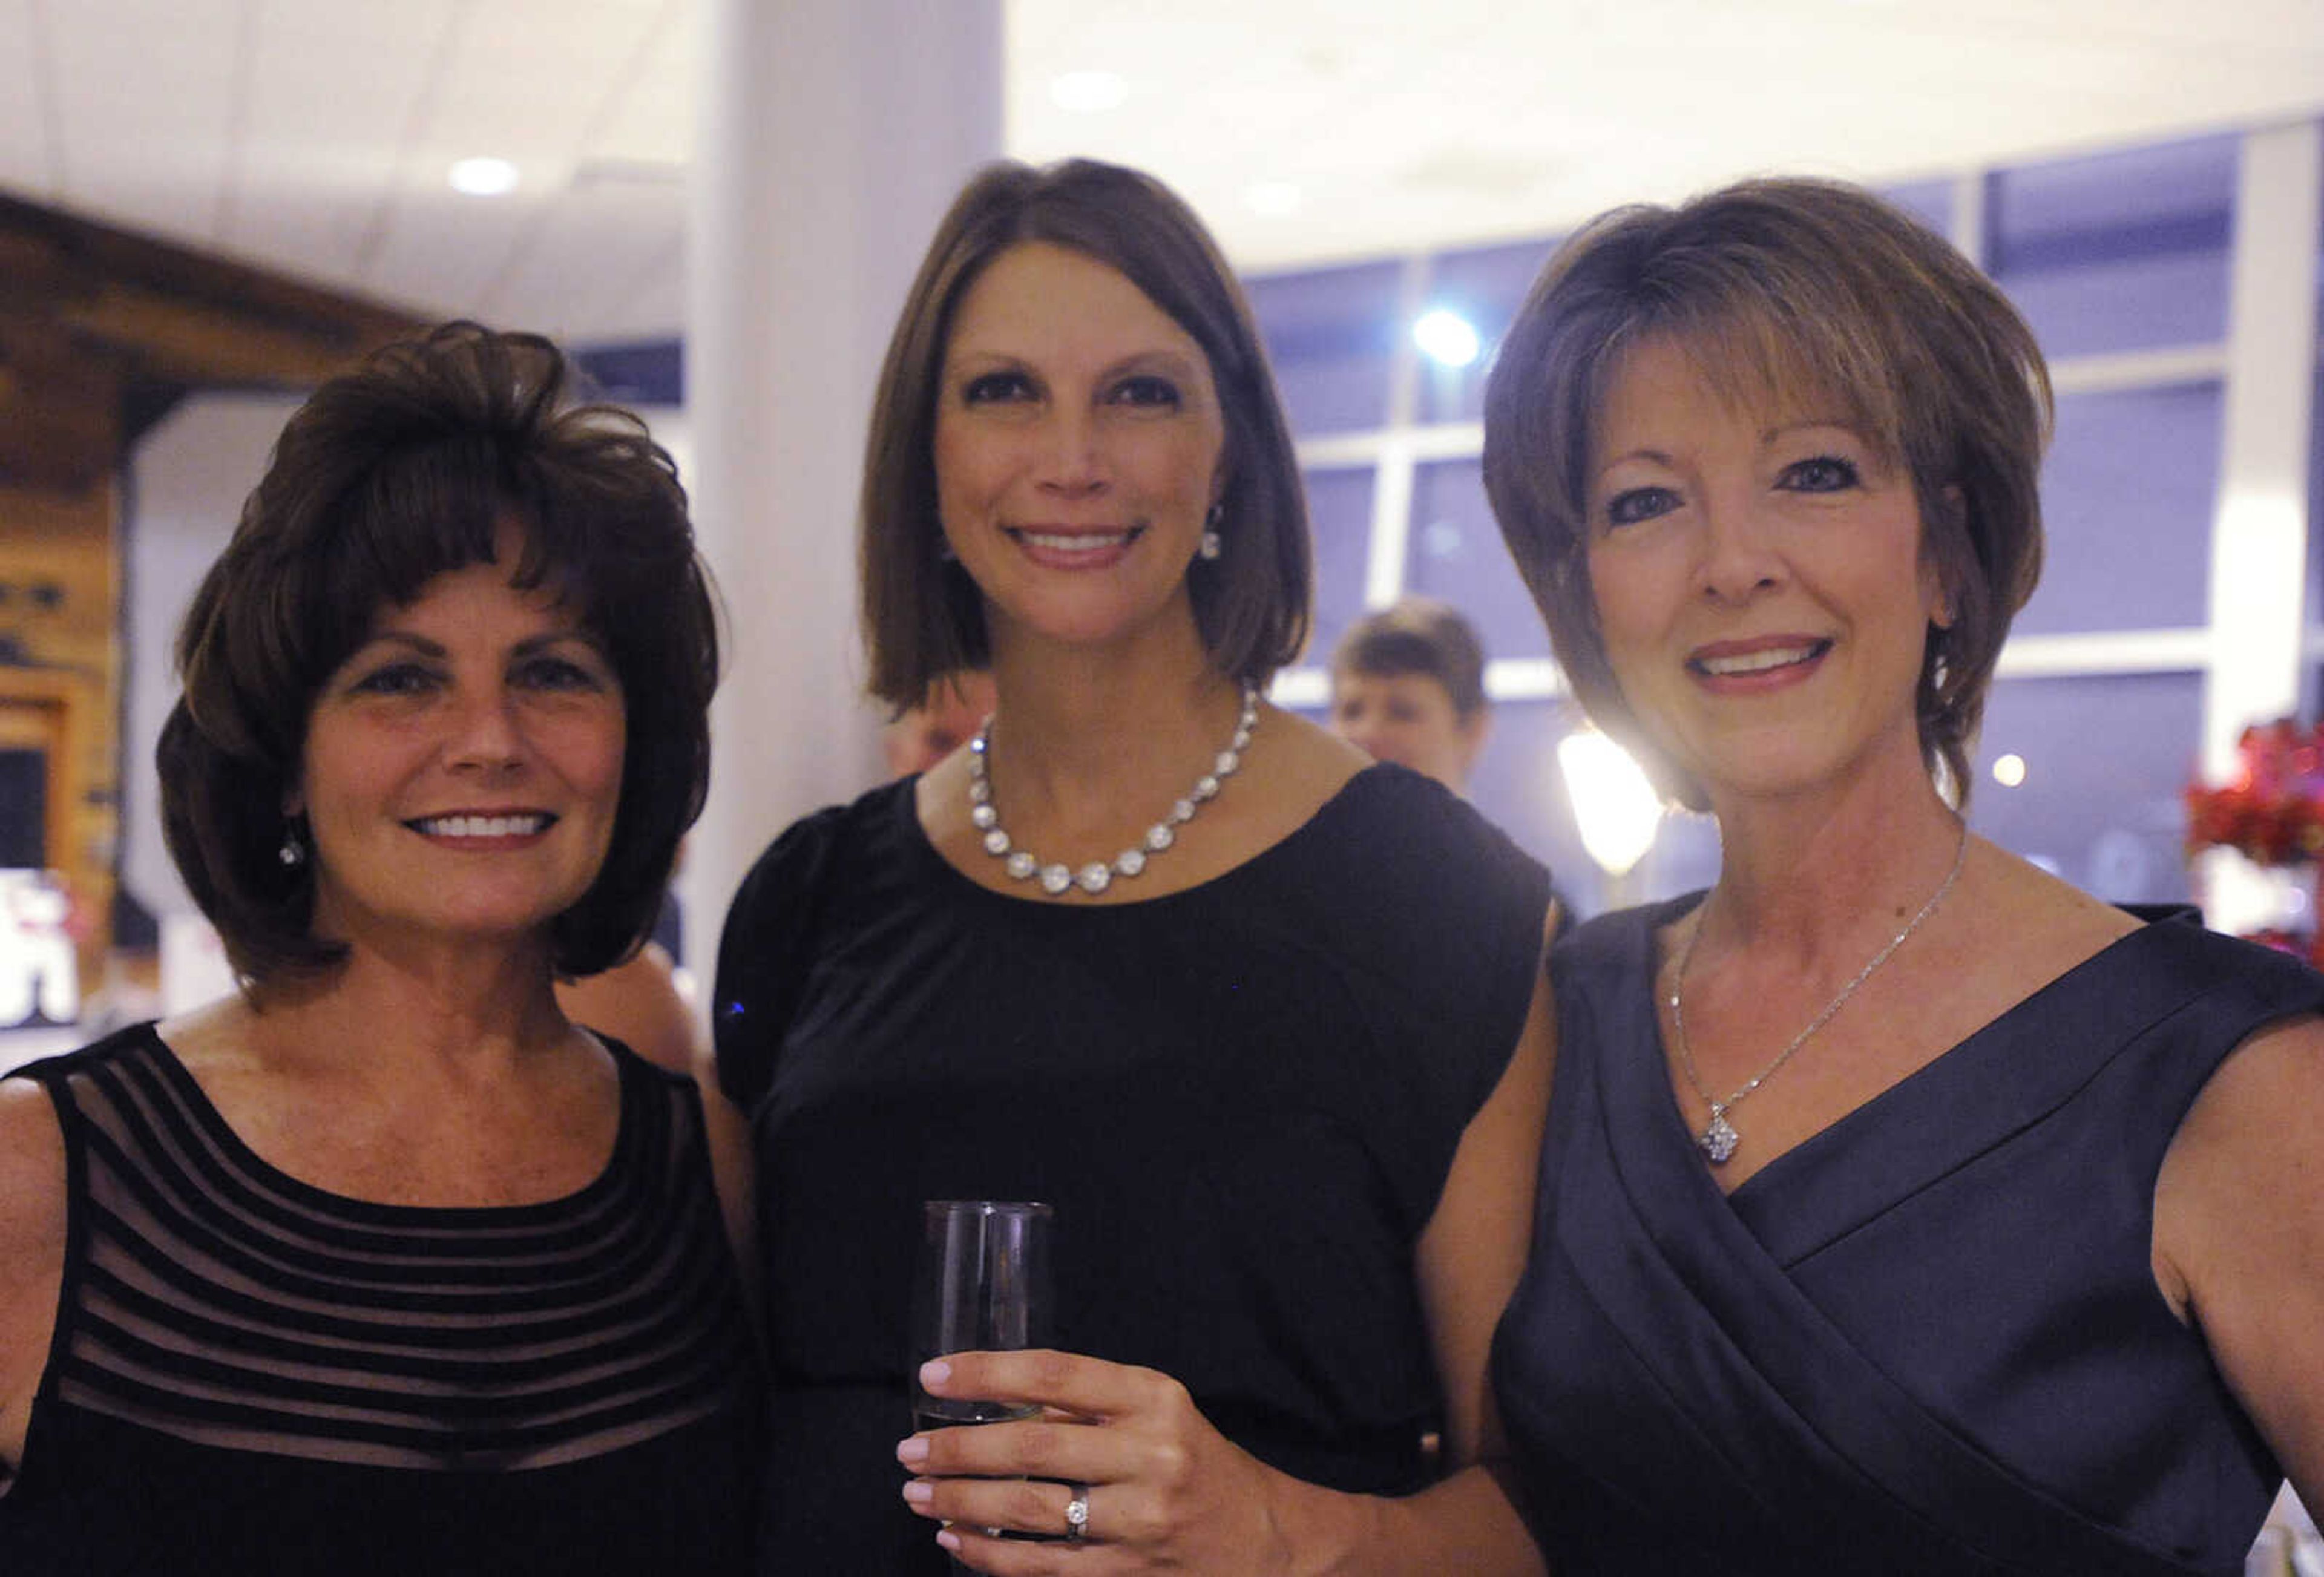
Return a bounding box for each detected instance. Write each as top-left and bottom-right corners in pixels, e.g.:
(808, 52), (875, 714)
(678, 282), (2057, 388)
(911, 1200), (1054, 1565)
(910, 1199), (1053, 1433)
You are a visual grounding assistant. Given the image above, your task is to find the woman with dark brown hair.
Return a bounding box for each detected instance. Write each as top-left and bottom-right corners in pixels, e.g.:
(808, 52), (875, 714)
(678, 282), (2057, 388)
(716, 159), (1557, 1573)
(1483, 177), (2324, 1574)
(0, 324), (759, 1575)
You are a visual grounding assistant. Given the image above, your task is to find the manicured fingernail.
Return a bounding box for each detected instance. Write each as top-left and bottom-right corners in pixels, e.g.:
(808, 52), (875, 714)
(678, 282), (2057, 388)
(902, 1478), (934, 1504)
(896, 1435), (929, 1465)
(936, 1529), (961, 1553)
(919, 1359), (951, 1389)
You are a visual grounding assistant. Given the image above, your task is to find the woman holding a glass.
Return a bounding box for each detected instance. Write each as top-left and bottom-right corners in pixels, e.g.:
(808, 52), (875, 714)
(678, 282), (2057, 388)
(714, 159), (1557, 1573)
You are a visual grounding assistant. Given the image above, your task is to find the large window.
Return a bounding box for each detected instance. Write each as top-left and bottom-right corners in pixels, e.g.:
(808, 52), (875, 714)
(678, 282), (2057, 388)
(1247, 126), (2317, 918)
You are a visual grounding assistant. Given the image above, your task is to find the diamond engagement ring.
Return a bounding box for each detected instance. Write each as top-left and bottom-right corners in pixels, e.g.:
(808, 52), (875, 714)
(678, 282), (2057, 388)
(1064, 1484), (1090, 1543)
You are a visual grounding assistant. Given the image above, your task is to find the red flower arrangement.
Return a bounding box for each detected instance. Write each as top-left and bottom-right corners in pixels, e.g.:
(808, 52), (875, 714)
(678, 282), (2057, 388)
(2185, 718), (2324, 963)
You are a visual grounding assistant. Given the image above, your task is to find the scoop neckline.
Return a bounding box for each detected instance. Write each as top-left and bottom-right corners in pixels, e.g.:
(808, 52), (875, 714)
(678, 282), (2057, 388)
(130, 1021), (635, 1222)
(896, 759), (1412, 916)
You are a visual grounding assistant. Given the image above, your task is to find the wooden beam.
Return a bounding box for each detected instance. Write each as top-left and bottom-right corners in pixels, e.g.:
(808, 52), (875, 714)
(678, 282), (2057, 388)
(0, 318), (120, 491)
(0, 186), (428, 390)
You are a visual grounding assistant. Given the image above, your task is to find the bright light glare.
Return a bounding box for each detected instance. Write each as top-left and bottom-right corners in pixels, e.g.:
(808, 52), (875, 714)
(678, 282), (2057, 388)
(1412, 309), (1481, 369)
(1991, 753), (2027, 788)
(1242, 180), (1302, 216)
(448, 157), (519, 197)
(1558, 730), (1663, 877)
(1049, 70), (1128, 113)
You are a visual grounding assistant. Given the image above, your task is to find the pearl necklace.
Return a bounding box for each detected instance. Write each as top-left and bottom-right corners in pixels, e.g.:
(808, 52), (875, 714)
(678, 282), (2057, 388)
(1668, 821), (1968, 1165)
(968, 684), (1260, 898)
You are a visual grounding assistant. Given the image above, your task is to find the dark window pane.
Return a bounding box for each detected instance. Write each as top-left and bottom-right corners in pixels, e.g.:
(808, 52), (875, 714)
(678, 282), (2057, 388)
(1877, 179), (1958, 245)
(0, 750), (45, 867)
(1407, 458), (1552, 661)
(1243, 261), (1403, 437)
(1969, 672), (2198, 905)
(1989, 134), (2236, 358)
(2020, 382), (2220, 634)
(1304, 467), (1377, 666)
(574, 338), (681, 405)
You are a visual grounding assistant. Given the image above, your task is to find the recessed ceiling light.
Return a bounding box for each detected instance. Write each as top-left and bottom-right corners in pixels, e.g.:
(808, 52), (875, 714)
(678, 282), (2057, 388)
(1242, 180), (1302, 216)
(1049, 71), (1128, 113)
(1992, 752), (2027, 787)
(448, 157), (520, 197)
(1413, 308), (1482, 368)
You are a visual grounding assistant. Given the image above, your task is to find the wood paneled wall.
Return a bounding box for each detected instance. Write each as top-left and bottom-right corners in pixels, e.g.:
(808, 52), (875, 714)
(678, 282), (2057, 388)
(0, 472), (119, 983)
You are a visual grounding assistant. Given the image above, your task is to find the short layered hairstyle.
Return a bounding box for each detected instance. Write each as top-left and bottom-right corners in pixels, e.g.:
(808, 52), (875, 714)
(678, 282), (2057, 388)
(1481, 177), (2050, 808)
(861, 157), (1310, 707)
(160, 321), (719, 983)
(1330, 597), (1490, 721)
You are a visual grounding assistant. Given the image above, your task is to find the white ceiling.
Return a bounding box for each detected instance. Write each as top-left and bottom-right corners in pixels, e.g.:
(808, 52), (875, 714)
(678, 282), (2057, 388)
(6, 0), (2323, 347)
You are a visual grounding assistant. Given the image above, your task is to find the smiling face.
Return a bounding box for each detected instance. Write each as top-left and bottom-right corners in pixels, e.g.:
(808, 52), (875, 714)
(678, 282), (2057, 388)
(932, 241), (1227, 663)
(1584, 338), (1948, 807)
(1330, 670), (1485, 792)
(293, 528), (627, 960)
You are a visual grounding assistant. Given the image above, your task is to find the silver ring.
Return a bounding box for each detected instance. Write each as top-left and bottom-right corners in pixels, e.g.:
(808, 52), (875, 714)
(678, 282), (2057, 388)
(1064, 1483), (1090, 1543)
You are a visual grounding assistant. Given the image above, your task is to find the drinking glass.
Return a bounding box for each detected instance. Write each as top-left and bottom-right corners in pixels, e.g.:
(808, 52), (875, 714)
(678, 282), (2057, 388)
(911, 1201), (1054, 1566)
(910, 1199), (1054, 1433)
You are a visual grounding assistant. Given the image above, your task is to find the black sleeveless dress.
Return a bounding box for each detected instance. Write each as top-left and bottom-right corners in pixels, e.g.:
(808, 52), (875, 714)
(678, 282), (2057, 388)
(716, 765), (1553, 1575)
(1493, 901), (2322, 1576)
(0, 1025), (763, 1576)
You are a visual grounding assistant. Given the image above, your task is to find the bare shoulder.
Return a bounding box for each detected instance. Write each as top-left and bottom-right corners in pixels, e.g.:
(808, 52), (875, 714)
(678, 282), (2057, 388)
(0, 1077), (67, 1245)
(2154, 1012), (2324, 1302)
(1922, 841), (2143, 1014)
(1247, 701), (1371, 801)
(1969, 839), (2142, 956)
(0, 1076), (68, 1468)
(156, 993), (267, 1075)
(2152, 1011), (2324, 1505)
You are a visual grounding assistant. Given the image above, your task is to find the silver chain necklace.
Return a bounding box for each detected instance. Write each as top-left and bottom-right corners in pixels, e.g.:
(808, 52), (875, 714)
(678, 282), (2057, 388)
(968, 683), (1259, 898)
(1668, 822), (1968, 1165)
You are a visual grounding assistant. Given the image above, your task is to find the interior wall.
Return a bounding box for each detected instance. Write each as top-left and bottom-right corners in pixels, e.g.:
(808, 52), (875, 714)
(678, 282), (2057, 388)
(119, 393), (301, 928)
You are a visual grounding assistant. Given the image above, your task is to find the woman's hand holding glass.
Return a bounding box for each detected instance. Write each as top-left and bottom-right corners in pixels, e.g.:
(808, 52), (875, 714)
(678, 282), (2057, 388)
(900, 1349), (1301, 1573)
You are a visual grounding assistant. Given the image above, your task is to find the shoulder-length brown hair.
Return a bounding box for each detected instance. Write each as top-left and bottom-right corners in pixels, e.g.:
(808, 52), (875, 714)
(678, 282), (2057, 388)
(160, 321), (720, 985)
(1482, 177), (2049, 808)
(861, 158), (1310, 706)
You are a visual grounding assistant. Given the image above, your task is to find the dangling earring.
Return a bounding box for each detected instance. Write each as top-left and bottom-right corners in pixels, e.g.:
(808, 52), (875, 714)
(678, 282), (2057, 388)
(1198, 502), (1223, 562)
(278, 822), (306, 868)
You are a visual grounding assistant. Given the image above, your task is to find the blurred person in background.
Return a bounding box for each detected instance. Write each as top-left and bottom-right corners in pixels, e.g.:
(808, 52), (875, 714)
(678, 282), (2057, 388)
(882, 669), (999, 779)
(1328, 596), (1491, 795)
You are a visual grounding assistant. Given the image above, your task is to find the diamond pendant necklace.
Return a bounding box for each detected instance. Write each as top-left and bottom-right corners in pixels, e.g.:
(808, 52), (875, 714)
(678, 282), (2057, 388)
(1668, 822), (1968, 1165)
(968, 683), (1259, 898)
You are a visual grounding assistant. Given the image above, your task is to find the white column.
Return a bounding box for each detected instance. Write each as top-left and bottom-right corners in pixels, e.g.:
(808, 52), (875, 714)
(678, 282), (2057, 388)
(683, 0), (1003, 962)
(2198, 119), (2322, 933)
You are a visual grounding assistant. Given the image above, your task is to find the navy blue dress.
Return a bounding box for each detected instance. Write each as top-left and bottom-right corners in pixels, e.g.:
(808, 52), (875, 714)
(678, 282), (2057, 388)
(1493, 900), (2320, 1576)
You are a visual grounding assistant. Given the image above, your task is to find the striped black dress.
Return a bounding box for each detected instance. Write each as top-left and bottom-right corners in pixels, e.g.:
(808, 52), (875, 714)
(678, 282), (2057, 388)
(0, 1023), (763, 1576)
